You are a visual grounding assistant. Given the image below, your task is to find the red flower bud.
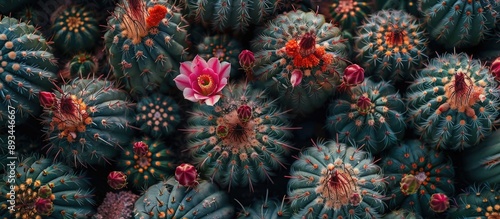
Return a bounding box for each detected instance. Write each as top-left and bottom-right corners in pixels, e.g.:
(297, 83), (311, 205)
(39, 91), (57, 109)
(356, 95), (372, 115)
(290, 69), (303, 88)
(107, 171), (128, 190)
(238, 50), (255, 70)
(216, 125), (229, 138)
(133, 141), (149, 156)
(491, 57), (500, 81)
(35, 198), (54, 216)
(342, 64), (365, 86)
(237, 105), (252, 123)
(430, 193), (450, 213)
(175, 163), (198, 187)
(299, 31), (316, 56)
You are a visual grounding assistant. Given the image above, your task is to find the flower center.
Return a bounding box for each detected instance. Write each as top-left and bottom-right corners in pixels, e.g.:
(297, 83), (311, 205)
(385, 25), (407, 47)
(356, 95), (372, 115)
(316, 163), (360, 210)
(197, 72), (215, 95)
(283, 31), (334, 71)
(440, 71), (485, 117)
(50, 95), (92, 143)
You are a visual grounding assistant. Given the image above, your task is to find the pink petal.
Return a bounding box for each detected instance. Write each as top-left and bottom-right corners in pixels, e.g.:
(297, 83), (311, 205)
(193, 93), (209, 100)
(290, 69), (303, 88)
(219, 61), (231, 79)
(192, 55), (208, 73)
(179, 61), (193, 76)
(215, 78), (227, 93)
(183, 88), (197, 102)
(204, 95), (221, 106)
(191, 81), (203, 94)
(207, 57), (220, 75)
(174, 74), (191, 90)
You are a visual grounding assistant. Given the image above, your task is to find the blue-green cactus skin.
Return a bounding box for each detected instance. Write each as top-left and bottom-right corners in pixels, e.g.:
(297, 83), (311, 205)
(236, 196), (291, 219)
(117, 136), (176, 188)
(447, 184), (500, 219)
(41, 78), (134, 168)
(355, 10), (427, 82)
(382, 209), (423, 219)
(0, 17), (58, 127)
(461, 130), (500, 185)
(406, 52), (499, 150)
(134, 93), (181, 139)
(419, 0), (500, 49)
(105, 0), (188, 96)
(133, 178), (235, 218)
(377, 0), (420, 16)
(326, 78), (406, 154)
(0, 155), (95, 218)
(252, 10), (349, 115)
(185, 82), (294, 191)
(68, 53), (98, 78)
(51, 6), (100, 54)
(382, 139), (455, 217)
(314, 0), (373, 33)
(287, 140), (385, 219)
(197, 34), (243, 78)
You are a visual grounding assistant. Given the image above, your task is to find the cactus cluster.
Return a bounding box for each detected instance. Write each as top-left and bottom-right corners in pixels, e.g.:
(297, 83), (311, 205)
(406, 52), (500, 150)
(184, 82), (294, 191)
(196, 34), (243, 78)
(287, 140), (386, 218)
(40, 78), (134, 168)
(134, 93), (181, 138)
(252, 10), (349, 114)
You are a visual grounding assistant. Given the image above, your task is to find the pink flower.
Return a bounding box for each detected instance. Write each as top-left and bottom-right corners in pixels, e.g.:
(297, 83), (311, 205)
(174, 55), (230, 106)
(290, 69), (303, 87)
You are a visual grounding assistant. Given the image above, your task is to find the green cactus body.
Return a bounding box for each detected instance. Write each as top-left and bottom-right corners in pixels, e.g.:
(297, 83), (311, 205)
(0, 17), (58, 127)
(105, 0), (188, 96)
(187, 0), (277, 33)
(252, 10), (349, 115)
(382, 139), (455, 217)
(117, 136), (176, 188)
(185, 82), (294, 191)
(51, 6), (99, 54)
(41, 78), (134, 168)
(236, 196), (290, 219)
(313, 0), (373, 33)
(133, 178), (235, 218)
(382, 209), (423, 219)
(461, 130), (500, 185)
(197, 34), (243, 78)
(0, 155), (95, 218)
(406, 52), (499, 150)
(447, 184), (500, 219)
(355, 10), (427, 82)
(134, 93), (180, 139)
(66, 53), (98, 79)
(419, 0), (500, 49)
(0, 0), (35, 14)
(326, 78), (406, 154)
(376, 0), (420, 16)
(287, 140), (386, 219)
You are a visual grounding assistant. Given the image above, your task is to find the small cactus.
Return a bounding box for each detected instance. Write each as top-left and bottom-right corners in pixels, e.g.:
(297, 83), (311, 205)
(287, 140), (386, 218)
(406, 52), (500, 150)
(134, 93), (181, 138)
(184, 82), (295, 192)
(313, 0), (373, 33)
(133, 178), (235, 218)
(60, 53), (98, 79)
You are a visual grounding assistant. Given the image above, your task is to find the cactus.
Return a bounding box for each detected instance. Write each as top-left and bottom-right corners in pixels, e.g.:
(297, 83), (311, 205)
(419, 0), (500, 49)
(117, 136), (176, 188)
(0, 0), (36, 14)
(252, 10), (349, 114)
(236, 192), (290, 219)
(447, 183), (500, 218)
(0, 155), (95, 218)
(105, 0), (189, 96)
(355, 10), (427, 82)
(406, 52), (500, 150)
(68, 53), (98, 78)
(0, 16), (58, 127)
(287, 140), (386, 219)
(184, 82), (295, 192)
(382, 139), (455, 217)
(382, 209), (423, 219)
(133, 178), (235, 218)
(186, 0), (278, 33)
(326, 78), (406, 154)
(134, 93), (181, 139)
(461, 130), (500, 185)
(376, 0), (420, 16)
(312, 0), (373, 33)
(51, 5), (100, 54)
(196, 34), (243, 78)
(93, 191), (139, 219)
(40, 78), (134, 168)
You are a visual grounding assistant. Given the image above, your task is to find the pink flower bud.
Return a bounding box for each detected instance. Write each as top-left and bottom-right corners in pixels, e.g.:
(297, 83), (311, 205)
(216, 125), (229, 138)
(342, 64), (365, 86)
(290, 69), (303, 88)
(133, 141), (149, 157)
(430, 193), (450, 213)
(491, 57), (500, 81)
(175, 163), (198, 187)
(107, 171), (128, 190)
(39, 91), (57, 109)
(356, 95), (372, 115)
(38, 185), (52, 199)
(35, 198), (54, 216)
(237, 105), (252, 123)
(238, 50), (255, 70)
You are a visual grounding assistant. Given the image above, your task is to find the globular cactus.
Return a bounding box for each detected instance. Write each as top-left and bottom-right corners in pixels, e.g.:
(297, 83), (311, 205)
(0, 17), (58, 127)
(326, 78), (406, 154)
(196, 34), (243, 78)
(0, 0), (36, 14)
(93, 191), (139, 219)
(236, 192), (290, 219)
(184, 82), (295, 192)
(133, 178), (235, 218)
(134, 93), (181, 139)
(419, 0), (500, 49)
(382, 139), (455, 217)
(51, 5), (100, 54)
(117, 136), (176, 188)
(447, 183), (500, 218)
(382, 209), (422, 219)
(0, 155), (95, 218)
(40, 78), (134, 168)
(355, 10), (427, 82)
(287, 140), (386, 219)
(105, 0), (189, 96)
(252, 10), (349, 114)
(59, 53), (98, 80)
(406, 52), (500, 150)
(376, 0), (420, 16)
(461, 130), (500, 185)
(186, 0), (278, 33)
(312, 0), (373, 33)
